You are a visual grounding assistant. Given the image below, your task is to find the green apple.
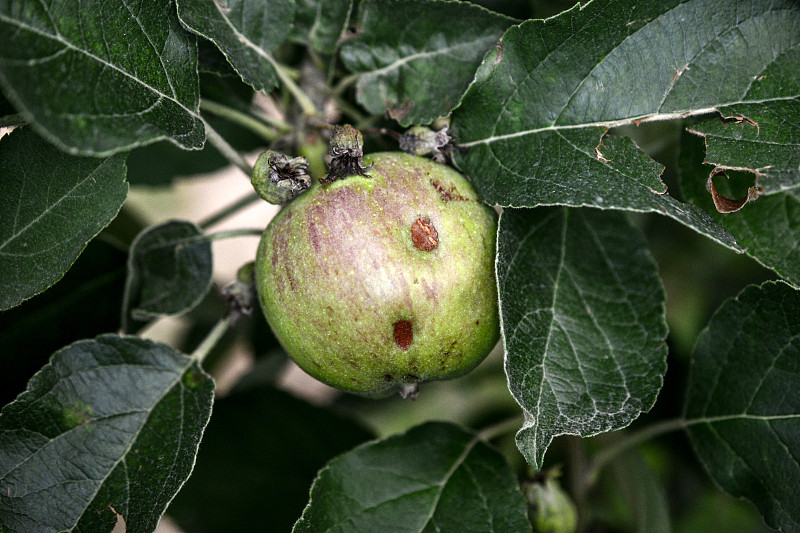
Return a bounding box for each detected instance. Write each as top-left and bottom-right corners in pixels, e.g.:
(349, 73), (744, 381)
(255, 152), (499, 395)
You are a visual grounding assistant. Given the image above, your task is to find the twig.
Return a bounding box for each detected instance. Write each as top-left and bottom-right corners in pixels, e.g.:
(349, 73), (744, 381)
(203, 119), (253, 176)
(191, 316), (234, 364)
(199, 192), (262, 230)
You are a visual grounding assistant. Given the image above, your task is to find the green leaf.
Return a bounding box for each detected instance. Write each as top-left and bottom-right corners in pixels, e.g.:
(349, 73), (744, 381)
(679, 130), (800, 287)
(685, 281), (800, 533)
(0, 334), (215, 532)
(123, 220), (213, 323)
(451, 0), (800, 247)
(0, 127), (128, 311)
(340, 0), (515, 126)
(0, 0), (204, 156)
(291, 0), (353, 54)
(177, 0), (295, 93)
(689, 98), (800, 194)
(0, 240), (127, 407)
(168, 385), (372, 533)
(497, 207), (667, 469)
(293, 422), (531, 533)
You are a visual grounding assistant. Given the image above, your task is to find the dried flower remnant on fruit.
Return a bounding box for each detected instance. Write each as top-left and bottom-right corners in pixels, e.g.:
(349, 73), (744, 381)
(411, 217), (438, 251)
(252, 151), (311, 204)
(399, 126), (452, 163)
(322, 124), (372, 183)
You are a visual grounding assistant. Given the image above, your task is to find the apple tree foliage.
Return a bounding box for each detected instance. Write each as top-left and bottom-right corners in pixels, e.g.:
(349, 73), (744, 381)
(1, 0), (799, 531)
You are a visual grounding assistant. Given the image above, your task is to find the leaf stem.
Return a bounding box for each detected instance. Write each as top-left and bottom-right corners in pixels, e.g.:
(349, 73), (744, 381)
(586, 418), (687, 483)
(191, 316), (234, 364)
(202, 119), (253, 176)
(267, 57), (319, 117)
(200, 99), (286, 141)
(134, 228), (263, 255)
(199, 192), (262, 229)
(332, 72), (360, 97)
(477, 415), (523, 442)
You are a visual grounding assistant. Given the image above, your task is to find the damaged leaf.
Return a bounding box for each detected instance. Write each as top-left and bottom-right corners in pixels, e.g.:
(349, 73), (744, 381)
(451, 0), (799, 247)
(689, 98), (800, 196)
(680, 130), (800, 287)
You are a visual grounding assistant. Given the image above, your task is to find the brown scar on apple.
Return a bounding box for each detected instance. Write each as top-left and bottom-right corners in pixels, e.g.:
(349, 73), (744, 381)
(393, 320), (413, 349)
(411, 217), (439, 251)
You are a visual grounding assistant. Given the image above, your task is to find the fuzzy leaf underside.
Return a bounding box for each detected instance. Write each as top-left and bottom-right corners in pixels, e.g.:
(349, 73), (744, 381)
(0, 128), (128, 311)
(451, 0), (800, 250)
(341, 0), (516, 126)
(686, 281), (800, 532)
(497, 207), (667, 469)
(0, 0), (204, 156)
(293, 422), (531, 533)
(0, 335), (215, 533)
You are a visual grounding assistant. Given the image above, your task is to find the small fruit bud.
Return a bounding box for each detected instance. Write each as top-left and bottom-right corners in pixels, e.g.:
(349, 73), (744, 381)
(251, 151), (311, 204)
(525, 476), (578, 533)
(222, 262), (258, 322)
(399, 126), (451, 163)
(321, 124), (372, 183)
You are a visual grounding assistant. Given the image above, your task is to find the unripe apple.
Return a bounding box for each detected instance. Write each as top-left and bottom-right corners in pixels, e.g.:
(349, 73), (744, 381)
(255, 152), (499, 395)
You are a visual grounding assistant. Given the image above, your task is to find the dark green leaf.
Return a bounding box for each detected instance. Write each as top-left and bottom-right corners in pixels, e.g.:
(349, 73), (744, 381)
(680, 129), (800, 287)
(177, 0), (294, 93)
(0, 0), (204, 156)
(123, 220), (213, 323)
(0, 334), (215, 532)
(689, 98), (800, 194)
(168, 385), (372, 533)
(0, 127), (128, 310)
(291, 0), (353, 54)
(451, 0), (799, 247)
(497, 207), (667, 469)
(0, 240), (127, 407)
(293, 422), (531, 533)
(686, 281), (800, 533)
(340, 0), (515, 126)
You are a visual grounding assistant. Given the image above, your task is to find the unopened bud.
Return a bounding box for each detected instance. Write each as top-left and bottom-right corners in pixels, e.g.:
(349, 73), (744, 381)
(222, 262), (257, 322)
(399, 126), (451, 163)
